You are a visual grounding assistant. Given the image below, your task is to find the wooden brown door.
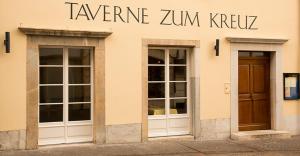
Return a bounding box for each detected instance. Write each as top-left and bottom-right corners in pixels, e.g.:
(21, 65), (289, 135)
(238, 52), (271, 131)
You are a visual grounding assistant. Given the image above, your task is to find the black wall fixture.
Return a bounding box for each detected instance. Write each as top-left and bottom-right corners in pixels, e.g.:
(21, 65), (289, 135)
(4, 32), (10, 53)
(214, 39), (220, 56)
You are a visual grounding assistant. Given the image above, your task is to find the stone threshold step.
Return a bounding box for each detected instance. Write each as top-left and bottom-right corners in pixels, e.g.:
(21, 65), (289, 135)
(231, 130), (291, 140)
(149, 135), (195, 142)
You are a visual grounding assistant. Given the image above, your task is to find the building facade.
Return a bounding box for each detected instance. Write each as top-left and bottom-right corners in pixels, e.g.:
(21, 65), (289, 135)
(0, 0), (300, 150)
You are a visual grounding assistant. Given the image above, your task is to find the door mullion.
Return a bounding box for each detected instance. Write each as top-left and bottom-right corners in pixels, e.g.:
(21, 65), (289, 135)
(165, 48), (170, 135)
(63, 47), (69, 143)
(186, 49), (192, 134)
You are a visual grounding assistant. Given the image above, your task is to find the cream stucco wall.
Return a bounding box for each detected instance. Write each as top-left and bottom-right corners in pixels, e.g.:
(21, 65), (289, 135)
(0, 0), (299, 131)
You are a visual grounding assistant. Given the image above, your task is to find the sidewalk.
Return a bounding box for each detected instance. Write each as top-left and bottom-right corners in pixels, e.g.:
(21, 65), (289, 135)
(1, 136), (300, 156)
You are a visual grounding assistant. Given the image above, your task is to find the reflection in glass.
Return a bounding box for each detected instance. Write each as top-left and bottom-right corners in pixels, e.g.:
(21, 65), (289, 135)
(69, 67), (91, 84)
(148, 83), (165, 98)
(69, 104), (91, 121)
(169, 66), (186, 81)
(39, 105), (63, 123)
(170, 82), (187, 97)
(169, 49), (186, 64)
(40, 67), (63, 84)
(69, 49), (91, 65)
(148, 49), (165, 64)
(69, 85), (91, 102)
(39, 48), (63, 65)
(148, 100), (165, 115)
(40, 86), (63, 103)
(170, 99), (187, 114)
(148, 66), (165, 81)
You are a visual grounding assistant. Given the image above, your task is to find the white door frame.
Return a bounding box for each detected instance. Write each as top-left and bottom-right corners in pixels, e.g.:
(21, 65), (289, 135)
(38, 46), (94, 145)
(148, 47), (192, 137)
(228, 37), (288, 134)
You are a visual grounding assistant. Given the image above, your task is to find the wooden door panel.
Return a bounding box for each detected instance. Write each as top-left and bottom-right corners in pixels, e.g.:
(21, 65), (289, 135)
(239, 65), (250, 94)
(253, 100), (269, 123)
(253, 65), (266, 93)
(238, 100), (252, 124)
(239, 94), (252, 101)
(252, 93), (267, 100)
(238, 54), (270, 131)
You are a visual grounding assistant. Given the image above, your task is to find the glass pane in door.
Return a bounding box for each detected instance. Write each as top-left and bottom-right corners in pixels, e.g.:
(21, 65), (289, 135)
(148, 66), (165, 81)
(170, 99), (187, 114)
(40, 86), (63, 103)
(40, 105), (63, 123)
(69, 86), (91, 102)
(169, 66), (186, 81)
(169, 49), (186, 64)
(169, 82), (187, 97)
(69, 67), (91, 84)
(148, 100), (165, 115)
(39, 48), (63, 65)
(169, 49), (188, 115)
(148, 49), (165, 64)
(69, 104), (91, 121)
(39, 48), (64, 123)
(40, 67), (63, 84)
(69, 49), (91, 65)
(68, 48), (92, 122)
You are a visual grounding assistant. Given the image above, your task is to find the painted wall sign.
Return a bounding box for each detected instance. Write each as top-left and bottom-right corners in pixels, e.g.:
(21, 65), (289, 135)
(65, 2), (258, 30)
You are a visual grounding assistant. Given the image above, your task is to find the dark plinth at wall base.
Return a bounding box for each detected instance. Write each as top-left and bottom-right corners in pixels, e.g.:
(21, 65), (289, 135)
(0, 130), (26, 150)
(106, 124), (142, 144)
(197, 118), (231, 141)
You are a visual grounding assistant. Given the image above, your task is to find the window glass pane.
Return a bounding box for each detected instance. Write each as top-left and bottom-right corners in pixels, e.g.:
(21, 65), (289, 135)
(169, 49), (186, 64)
(239, 52), (270, 57)
(148, 66), (165, 81)
(170, 99), (187, 114)
(251, 52), (264, 57)
(40, 86), (63, 103)
(69, 49), (91, 65)
(169, 66), (186, 81)
(148, 100), (165, 115)
(170, 82), (187, 97)
(148, 83), (165, 98)
(69, 85), (91, 102)
(69, 67), (91, 84)
(252, 52), (269, 57)
(40, 67), (63, 84)
(69, 104), (91, 121)
(238, 52), (250, 57)
(148, 49), (165, 64)
(39, 105), (63, 123)
(39, 48), (63, 65)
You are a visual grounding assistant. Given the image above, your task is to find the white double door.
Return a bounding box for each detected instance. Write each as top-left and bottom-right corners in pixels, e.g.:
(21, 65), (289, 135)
(148, 48), (192, 137)
(38, 47), (93, 145)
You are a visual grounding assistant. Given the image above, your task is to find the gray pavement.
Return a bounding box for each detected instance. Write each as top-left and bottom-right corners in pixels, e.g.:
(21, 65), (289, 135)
(1, 136), (300, 156)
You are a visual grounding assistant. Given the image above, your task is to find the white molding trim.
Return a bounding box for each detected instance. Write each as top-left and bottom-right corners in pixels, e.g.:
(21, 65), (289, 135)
(19, 27), (112, 38)
(226, 37), (288, 44)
